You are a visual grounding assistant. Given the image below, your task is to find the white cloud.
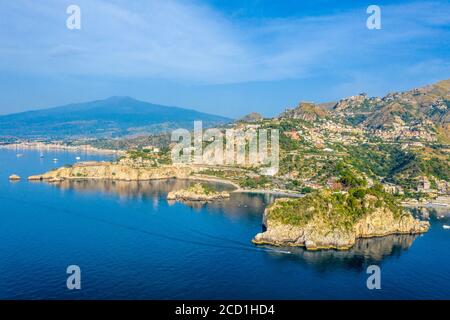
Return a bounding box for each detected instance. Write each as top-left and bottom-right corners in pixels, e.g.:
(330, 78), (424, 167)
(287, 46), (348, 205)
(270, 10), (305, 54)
(0, 0), (448, 84)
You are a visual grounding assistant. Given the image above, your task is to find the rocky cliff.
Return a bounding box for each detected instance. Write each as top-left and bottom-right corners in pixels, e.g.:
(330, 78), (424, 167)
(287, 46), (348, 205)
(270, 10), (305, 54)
(28, 161), (194, 181)
(253, 188), (430, 250)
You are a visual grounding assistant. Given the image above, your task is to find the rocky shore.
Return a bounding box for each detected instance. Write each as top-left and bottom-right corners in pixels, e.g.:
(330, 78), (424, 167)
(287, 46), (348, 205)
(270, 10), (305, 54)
(28, 161), (194, 181)
(253, 189), (430, 251)
(167, 183), (230, 201)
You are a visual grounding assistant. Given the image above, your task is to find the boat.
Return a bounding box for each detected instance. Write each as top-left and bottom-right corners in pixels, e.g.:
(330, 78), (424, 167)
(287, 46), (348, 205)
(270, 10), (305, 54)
(40, 152), (44, 158)
(53, 158), (58, 162)
(443, 225), (450, 230)
(76, 156), (81, 160)
(16, 153), (23, 157)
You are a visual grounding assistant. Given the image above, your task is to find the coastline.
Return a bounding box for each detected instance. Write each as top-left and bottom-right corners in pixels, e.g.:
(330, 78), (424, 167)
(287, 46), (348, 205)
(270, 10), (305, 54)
(184, 175), (241, 190)
(23, 159), (449, 202)
(0, 141), (125, 156)
(186, 175), (304, 197)
(252, 195), (431, 251)
(401, 196), (450, 208)
(252, 229), (428, 251)
(233, 189), (304, 197)
(22, 156), (304, 197)
(15, 159), (441, 252)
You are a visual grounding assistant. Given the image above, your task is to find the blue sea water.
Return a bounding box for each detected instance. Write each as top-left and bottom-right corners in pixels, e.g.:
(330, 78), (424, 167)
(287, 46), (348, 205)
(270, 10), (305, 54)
(0, 148), (449, 299)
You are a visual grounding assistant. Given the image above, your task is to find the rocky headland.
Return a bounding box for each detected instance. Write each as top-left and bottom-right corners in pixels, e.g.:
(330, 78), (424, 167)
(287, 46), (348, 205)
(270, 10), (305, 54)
(253, 187), (430, 250)
(167, 183), (230, 202)
(28, 161), (194, 182)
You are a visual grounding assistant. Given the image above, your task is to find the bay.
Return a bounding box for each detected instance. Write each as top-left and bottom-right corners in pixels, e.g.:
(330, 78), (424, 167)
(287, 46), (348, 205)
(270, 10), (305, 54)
(0, 149), (449, 299)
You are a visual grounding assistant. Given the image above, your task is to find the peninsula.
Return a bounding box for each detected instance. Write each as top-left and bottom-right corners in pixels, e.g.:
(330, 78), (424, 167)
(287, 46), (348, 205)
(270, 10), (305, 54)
(28, 160), (194, 182)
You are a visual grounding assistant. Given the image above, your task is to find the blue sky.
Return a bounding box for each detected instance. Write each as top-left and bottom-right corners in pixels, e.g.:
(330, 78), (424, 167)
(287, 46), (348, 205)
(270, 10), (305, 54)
(0, 0), (449, 118)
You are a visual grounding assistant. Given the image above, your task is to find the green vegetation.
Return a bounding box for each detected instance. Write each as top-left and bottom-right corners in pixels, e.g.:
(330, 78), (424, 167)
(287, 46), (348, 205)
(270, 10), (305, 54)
(335, 162), (367, 188)
(420, 157), (450, 181)
(186, 183), (219, 196)
(124, 148), (172, 166)
(197, 169), (226, 178)
(240, 176), (271, 189)
(40, 79), (447, 201)
(345, 114), (367, 126)
(267, 185), (403, 229)
(346, 144), (413, 178)
(127, 150), (155, 160)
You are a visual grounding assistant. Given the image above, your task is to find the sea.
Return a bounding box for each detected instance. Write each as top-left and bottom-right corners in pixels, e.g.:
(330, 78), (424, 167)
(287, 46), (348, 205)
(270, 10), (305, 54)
(0, 148), (449, 299)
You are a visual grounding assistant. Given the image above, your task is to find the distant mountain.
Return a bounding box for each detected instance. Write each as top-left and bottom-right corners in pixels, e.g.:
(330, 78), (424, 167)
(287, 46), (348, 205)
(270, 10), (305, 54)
(0, 96), (231, 139)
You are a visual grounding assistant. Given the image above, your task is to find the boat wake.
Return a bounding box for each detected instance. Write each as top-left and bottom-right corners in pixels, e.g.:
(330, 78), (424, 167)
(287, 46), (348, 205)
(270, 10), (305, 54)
(0, 195), (292, 255)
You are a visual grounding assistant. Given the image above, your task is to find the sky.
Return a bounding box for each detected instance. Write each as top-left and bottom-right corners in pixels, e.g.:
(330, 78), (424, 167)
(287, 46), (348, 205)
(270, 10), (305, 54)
(0, 0), (449, 118)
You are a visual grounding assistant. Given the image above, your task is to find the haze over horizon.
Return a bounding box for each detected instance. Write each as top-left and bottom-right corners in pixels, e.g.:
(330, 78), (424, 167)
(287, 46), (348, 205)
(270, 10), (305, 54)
(1, 0), (449, 118)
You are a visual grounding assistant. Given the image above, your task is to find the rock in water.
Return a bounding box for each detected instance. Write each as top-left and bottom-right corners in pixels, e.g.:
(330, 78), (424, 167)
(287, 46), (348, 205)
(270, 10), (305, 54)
(167, 183), (230, 201)
(9, 174), (21, 181)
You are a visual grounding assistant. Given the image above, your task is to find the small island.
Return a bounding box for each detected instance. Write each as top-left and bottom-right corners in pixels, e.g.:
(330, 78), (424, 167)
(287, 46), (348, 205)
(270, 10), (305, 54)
(253, 185), (430, 251)
(167, 183), (230, 202)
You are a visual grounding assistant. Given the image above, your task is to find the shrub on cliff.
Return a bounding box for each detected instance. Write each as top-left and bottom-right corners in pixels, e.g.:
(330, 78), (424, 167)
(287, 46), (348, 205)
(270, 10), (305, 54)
(267, 185), (403, 229)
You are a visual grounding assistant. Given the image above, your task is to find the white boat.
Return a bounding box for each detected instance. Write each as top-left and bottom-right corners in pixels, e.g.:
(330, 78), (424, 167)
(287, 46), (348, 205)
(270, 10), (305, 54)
(16, 153), (23, 157)
(443, 225), (450, 230)
(76, 156), (81, 160)
(53, 158), (58, 162)
(40, 152), (44, 158)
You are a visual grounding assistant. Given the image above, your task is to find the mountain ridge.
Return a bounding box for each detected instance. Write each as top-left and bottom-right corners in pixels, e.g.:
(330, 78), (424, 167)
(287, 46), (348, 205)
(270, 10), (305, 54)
(278, 78), (449, 141)
(0, 96), (231, 139)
